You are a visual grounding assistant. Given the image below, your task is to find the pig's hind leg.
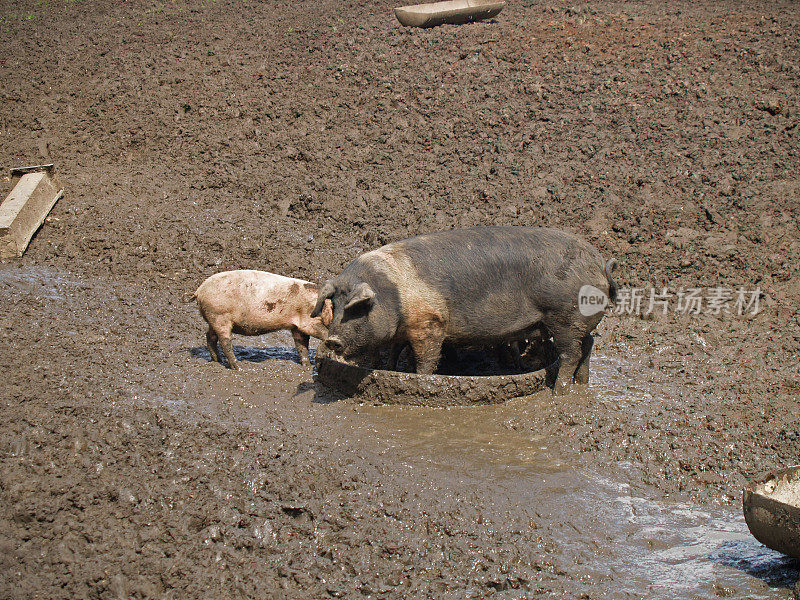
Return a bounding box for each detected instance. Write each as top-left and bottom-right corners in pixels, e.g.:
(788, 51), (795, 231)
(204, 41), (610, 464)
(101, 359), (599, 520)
(573, 334), (594, 385)
(291, 328), (311, 366)
(548, 323), (583, 395)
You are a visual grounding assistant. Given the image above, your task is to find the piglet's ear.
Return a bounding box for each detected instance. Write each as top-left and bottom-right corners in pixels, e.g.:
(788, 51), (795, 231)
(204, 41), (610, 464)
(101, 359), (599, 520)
(311, 281), (335, 318)
(344, 282), (375, 310)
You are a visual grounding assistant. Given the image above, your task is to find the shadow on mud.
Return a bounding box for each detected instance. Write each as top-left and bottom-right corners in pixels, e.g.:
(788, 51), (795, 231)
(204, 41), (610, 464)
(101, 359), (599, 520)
(309, 384), (342, 405)
(710, 539), (800, 590)
(188, 345), (314, 366)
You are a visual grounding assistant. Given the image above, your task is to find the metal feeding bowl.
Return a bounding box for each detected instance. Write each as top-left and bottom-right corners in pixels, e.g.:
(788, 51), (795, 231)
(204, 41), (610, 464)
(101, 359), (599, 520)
(743, 465), (800, 560)
(314, 343), (558, 406)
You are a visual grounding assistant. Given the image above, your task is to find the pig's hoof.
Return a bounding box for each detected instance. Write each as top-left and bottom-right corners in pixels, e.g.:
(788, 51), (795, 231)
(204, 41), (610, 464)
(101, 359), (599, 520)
(552, 382), (571, 396)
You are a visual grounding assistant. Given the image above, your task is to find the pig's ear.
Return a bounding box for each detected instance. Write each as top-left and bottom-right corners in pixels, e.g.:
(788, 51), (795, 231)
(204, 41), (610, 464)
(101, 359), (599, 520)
(311, 280), (335, 318)
(344, 282), (375, 310)
(320, 299), (334, 327)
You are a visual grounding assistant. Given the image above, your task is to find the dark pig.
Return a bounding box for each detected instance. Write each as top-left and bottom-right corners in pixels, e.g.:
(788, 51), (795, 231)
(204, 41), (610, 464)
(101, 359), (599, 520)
(183, 270), (332, 370)
(311, 226), (617, 394)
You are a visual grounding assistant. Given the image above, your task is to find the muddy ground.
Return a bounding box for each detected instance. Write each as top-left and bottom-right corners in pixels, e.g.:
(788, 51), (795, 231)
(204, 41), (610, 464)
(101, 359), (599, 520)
(1, 0), (800, 597)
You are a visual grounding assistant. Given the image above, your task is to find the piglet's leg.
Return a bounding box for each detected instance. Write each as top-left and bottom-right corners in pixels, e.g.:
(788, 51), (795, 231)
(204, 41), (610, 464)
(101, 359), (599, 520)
(206, 315), (238, 370)
(219, 336), (239, 371)
(206, 327), (221, 363)
(291, 328), (311, 366)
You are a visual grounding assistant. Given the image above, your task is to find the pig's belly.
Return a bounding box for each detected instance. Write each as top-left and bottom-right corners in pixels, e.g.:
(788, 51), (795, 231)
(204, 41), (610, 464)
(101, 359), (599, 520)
(231, 309), (293, 336)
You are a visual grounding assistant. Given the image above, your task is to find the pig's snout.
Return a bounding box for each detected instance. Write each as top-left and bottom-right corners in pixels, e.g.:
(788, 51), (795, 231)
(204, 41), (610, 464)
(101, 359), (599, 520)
(323, 337), (345, 354)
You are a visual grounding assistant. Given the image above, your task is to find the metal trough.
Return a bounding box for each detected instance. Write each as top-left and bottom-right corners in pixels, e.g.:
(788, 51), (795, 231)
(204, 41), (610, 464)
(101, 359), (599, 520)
(0, 164), (63, 259)
(394, 0), (506, 28)
(743, 465), (800, 560)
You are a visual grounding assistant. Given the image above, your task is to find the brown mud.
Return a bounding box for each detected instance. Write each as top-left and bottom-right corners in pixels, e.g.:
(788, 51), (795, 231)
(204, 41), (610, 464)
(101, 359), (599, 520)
(1, 0), (800, 597)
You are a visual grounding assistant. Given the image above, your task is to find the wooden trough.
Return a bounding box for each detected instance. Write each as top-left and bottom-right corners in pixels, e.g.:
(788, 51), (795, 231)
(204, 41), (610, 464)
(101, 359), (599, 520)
(743, 465), (800, 560)
(394, 0), (506, 28)
(0, 164), (63, 260)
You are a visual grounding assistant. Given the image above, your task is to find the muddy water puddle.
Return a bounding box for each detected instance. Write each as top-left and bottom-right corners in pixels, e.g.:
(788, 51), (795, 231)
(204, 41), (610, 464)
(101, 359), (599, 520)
(357, 399), (567, 475)
(351, 358), (799, 599)
(580, 475), (798, 598)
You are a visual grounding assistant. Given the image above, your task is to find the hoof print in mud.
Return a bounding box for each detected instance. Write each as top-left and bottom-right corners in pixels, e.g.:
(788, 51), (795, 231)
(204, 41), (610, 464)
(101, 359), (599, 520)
(315, 351), (558, 406)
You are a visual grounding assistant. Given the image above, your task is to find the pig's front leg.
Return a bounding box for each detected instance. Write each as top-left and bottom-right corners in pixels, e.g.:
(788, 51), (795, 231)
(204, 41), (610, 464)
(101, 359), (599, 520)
(407, 325), (445, 375)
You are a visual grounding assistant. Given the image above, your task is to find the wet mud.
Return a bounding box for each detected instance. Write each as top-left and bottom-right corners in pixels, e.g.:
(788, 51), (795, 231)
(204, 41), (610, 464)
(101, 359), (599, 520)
(2, 0), (800, 597)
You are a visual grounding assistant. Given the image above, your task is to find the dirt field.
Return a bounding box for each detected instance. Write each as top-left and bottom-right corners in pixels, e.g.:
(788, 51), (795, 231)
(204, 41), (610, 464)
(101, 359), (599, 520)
(1, 0), (800, 597)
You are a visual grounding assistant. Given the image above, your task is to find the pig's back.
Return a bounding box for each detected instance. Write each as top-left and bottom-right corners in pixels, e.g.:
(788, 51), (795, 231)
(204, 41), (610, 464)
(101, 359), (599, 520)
(386, 227), (607, 341)
(397, 227), (604, 296)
